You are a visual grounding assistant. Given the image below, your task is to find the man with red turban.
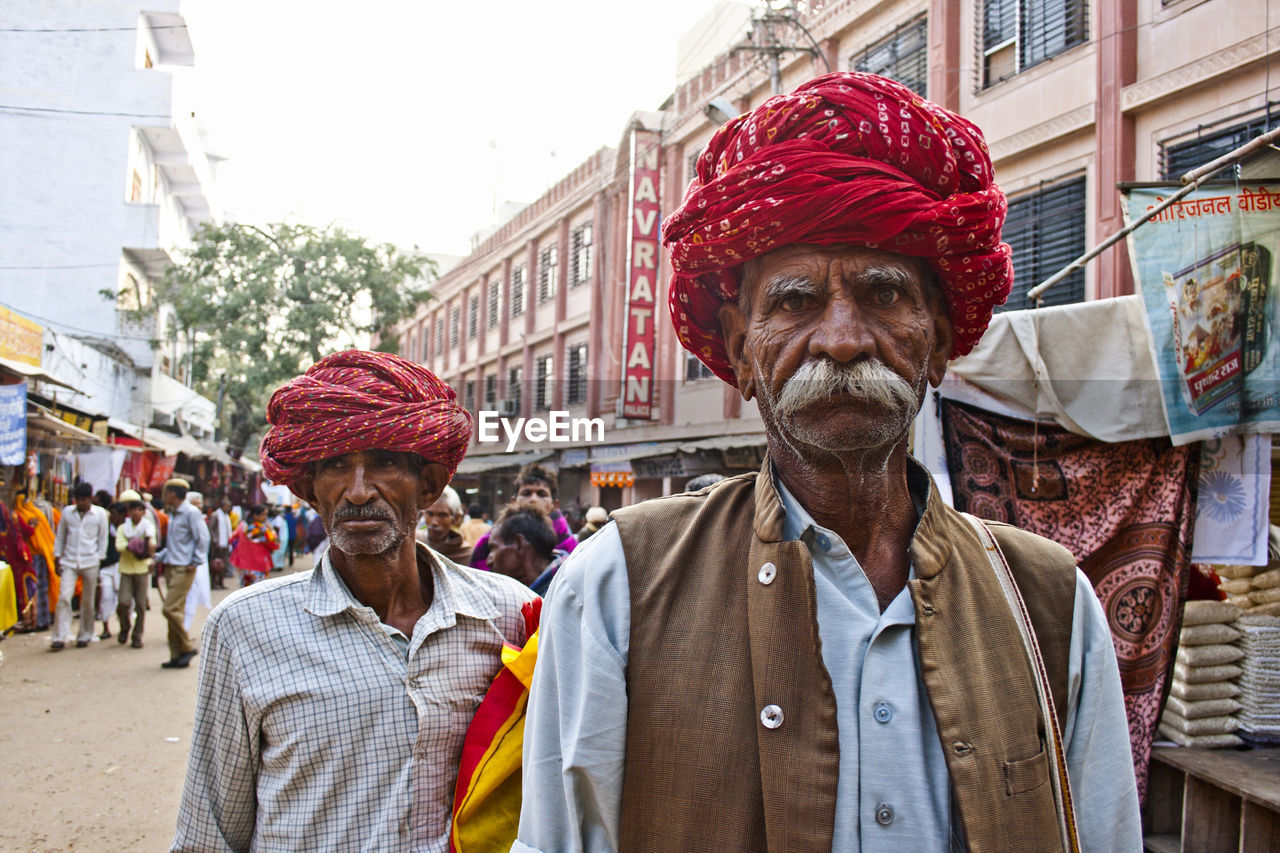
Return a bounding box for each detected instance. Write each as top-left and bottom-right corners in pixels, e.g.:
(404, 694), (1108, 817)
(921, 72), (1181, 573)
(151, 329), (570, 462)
(517, 74), (1139, 852)
(173, 350), (536, 853)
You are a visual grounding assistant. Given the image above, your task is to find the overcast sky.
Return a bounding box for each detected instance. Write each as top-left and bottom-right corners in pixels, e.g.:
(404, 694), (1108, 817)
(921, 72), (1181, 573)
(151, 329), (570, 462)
(183, 0), (739, 257)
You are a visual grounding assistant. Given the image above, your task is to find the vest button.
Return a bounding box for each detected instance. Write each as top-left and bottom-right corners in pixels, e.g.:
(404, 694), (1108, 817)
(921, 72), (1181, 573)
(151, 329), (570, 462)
(757, 561), (777, 585)
(760, 704), (784, 729)
(875, 804), (894, 826)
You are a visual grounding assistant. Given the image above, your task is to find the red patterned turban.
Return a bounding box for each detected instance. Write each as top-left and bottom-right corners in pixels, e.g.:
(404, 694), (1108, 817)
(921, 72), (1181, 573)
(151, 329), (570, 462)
(259, 350), (472, 487)
(663, 72), (1013, 386)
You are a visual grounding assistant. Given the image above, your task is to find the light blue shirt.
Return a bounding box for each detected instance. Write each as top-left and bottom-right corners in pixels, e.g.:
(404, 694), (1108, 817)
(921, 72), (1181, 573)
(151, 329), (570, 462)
(155, 500), (210, 567)
(514, 474), (1142, 852)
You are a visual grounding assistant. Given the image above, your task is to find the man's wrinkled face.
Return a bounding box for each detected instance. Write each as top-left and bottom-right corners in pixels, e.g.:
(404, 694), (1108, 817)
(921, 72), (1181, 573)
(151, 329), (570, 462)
(719, 244), (953, 454)
(299, 450), (442, 558)
(515, 482), (555, 515)
(423, 499), (461, 543)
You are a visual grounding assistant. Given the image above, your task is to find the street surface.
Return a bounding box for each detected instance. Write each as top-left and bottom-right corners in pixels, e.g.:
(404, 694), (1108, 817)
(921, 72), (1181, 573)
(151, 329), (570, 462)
(0, 555), (314, 852)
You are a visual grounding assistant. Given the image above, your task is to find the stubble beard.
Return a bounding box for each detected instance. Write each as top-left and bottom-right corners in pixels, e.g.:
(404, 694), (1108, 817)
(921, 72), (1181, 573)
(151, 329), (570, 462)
(327, 502), (413, 557)
(758, 357), (924, 454)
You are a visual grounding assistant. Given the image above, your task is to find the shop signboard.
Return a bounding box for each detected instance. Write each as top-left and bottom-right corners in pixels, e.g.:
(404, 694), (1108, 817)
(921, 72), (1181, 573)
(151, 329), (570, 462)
(0, 383), (27, 465)
(620, 128), (662, 420)
(0, 306), (43, 366)
(1123, 184), (1280, 444)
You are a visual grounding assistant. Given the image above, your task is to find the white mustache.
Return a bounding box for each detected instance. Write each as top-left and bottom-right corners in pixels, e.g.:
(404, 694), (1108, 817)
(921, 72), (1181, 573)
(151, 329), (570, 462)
(774, 359), (918, 417)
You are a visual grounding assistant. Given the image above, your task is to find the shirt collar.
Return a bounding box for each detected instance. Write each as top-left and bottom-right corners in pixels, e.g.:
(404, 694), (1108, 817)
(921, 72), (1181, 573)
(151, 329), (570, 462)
(768, 455), (932, 544)
(305, 541), (500, 624)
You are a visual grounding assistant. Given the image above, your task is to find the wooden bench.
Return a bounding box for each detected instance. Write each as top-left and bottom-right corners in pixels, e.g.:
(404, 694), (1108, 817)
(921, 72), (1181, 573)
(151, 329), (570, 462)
(1144, 746), (1280, 852)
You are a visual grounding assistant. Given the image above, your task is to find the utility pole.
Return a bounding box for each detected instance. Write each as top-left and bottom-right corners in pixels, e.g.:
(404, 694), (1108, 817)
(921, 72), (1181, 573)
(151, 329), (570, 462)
(734, 2), (830, 95)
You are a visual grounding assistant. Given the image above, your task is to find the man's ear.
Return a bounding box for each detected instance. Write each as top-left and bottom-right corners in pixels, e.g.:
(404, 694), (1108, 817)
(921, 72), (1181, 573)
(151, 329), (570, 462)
(925, 278), (955, 388)
(717, 300), (756, 401)
(418, 462), (451, 510)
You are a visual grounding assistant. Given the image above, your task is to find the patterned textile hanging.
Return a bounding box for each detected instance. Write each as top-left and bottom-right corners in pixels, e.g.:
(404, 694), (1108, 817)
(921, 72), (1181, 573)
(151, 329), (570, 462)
(941, 399), (1199, 805)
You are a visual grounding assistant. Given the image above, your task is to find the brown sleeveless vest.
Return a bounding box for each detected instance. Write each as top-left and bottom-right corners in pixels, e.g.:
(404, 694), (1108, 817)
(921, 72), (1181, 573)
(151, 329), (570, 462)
(612, 458), (1076, 853)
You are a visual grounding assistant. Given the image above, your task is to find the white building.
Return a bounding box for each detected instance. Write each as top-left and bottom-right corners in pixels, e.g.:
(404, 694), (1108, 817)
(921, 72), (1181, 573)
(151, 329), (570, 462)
(0, 0), (219, 436)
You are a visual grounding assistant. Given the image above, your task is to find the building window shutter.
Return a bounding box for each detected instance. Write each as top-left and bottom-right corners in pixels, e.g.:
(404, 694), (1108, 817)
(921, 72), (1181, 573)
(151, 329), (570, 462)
(998, 175), (1087, 312)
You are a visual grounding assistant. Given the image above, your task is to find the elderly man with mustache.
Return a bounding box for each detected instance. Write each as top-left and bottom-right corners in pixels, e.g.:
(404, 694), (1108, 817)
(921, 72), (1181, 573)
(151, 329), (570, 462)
(515, 73), (1140, 853)
(172, 351), (536, 853)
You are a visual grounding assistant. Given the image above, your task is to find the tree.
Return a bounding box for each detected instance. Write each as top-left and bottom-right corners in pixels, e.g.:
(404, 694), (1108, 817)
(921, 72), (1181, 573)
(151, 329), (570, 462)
(150, 221), (433, 458)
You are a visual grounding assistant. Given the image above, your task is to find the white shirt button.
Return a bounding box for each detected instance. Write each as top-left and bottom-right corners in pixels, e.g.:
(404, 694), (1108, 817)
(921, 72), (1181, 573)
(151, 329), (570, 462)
(815, 534), (831, 552)
(758, 562), (777, 585)
(874, 702), (893, 723)
(875, 803), (894, 826)
(760, 704), (784, 729)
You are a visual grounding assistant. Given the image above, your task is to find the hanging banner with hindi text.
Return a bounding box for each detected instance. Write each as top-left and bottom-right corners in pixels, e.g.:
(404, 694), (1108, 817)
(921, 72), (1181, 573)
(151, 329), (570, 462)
(0, 383), (27, 465)
(1123, 184), (1280, 445)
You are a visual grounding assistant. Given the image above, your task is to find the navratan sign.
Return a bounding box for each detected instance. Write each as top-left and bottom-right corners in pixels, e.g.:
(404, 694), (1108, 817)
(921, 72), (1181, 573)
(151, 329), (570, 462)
(621, 128), (661, 420)
(1123, 184), (1280, 444)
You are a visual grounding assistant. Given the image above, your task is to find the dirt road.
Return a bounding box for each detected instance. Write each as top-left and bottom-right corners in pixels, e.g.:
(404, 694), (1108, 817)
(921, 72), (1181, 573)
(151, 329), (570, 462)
(0, 556), (314, 852)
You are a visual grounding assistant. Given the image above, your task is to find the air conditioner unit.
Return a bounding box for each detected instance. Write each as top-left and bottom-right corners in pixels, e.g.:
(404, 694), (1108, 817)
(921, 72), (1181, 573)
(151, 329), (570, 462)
(497, 399), (518, 417)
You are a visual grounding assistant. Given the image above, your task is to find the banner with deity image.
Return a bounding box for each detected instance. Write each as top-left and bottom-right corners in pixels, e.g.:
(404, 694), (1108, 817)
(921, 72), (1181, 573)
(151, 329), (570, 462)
(1123, 184), (1280, 444)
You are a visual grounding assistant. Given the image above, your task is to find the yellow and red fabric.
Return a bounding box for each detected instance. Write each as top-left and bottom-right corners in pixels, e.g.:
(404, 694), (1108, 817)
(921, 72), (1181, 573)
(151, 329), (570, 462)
(450, 599), (541, 853)
(662, 71), (1013, 385)
(260, 350), (472, 487)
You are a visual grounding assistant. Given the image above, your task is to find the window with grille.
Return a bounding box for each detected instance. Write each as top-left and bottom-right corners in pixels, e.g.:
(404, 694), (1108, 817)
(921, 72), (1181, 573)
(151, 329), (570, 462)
(571, 223), (593, 286)
(484, 373), (497, 405)
(997, 175), (1087, 312)
(538, 247), (559, 304)
(435, 316), (444, 356)
(511, 266), (525, 316)
(1162, 110), (1280, 180)
(535, 355), (554, 410)
(567, 343), (588, 405)
(468, 293), (479, 339)
(487, 277), (500, 328)
(463, 381), (475, 412)
(403, 331), (415, 360)
(851, 14), (927, 96)
(419, 325), (429, 362)
(686, 352), (716, 381)
(508, 366), (522, 413)
(450, 304), (461, 349)
(980, 0), (1087, 88)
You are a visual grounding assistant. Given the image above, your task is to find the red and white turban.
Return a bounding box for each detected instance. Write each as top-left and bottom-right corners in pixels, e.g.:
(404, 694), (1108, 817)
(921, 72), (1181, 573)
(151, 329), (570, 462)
(663, 72), (1013, 386)
(259, 350), (472, 487)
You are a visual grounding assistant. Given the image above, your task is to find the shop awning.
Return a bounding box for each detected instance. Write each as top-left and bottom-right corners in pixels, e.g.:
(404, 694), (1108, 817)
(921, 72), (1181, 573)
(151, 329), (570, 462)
(0, 356), (76, 390)
(454, 450), (553, 475)
(28, 407), (106, 445)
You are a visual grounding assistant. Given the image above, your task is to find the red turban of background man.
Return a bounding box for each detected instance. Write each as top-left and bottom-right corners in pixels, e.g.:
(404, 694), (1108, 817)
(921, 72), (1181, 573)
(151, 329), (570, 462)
(259, 350), (472, 487)
(663, 71), (1013, 386)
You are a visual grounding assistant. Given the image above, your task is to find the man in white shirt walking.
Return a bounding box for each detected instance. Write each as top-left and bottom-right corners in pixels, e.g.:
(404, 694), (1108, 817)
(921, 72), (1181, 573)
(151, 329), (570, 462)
(51, 482), (111, 649)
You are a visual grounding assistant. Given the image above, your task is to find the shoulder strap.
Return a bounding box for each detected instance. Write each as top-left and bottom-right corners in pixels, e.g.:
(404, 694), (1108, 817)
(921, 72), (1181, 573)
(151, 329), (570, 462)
(962, 513), (1081, 853)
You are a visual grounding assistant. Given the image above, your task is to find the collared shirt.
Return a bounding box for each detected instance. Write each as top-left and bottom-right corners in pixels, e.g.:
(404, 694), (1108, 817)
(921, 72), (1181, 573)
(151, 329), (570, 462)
(172, 543), (537, 853)
(116, 516), (157, 575)
(52, 503), (110, 569)
(156, 500), (210, 568)
(514, 471), (1142, 853)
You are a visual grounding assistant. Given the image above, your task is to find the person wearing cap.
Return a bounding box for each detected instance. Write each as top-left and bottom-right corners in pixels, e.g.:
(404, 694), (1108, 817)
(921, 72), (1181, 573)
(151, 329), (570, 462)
(573, 506), (609, 544)
(115, 489), (156, 648)
(515, 73), (1140, 852)
(153, 477), (209, 669)
(172, 350), (536, 853)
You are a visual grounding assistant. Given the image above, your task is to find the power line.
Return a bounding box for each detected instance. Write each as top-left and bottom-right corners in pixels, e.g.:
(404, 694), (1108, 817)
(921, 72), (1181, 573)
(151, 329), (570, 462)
(0, 103), (170, 118)
(0, 262), (122, 270)
(0, 24), (189, 33)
